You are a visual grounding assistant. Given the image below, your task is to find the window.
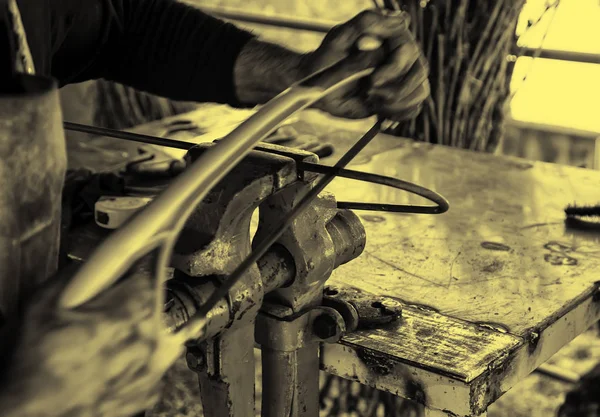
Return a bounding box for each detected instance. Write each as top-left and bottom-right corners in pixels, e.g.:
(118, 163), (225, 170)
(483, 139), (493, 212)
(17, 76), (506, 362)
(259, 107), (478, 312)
(511, 0), (600, 133)
(197, 0), (600, 133)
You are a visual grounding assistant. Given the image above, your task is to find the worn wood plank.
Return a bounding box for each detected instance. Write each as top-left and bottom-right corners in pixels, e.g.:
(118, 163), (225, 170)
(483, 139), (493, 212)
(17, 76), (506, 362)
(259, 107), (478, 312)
(336, 293), (523, 383)
(323, 138), (600, 338)
(320, 288), (522, 416)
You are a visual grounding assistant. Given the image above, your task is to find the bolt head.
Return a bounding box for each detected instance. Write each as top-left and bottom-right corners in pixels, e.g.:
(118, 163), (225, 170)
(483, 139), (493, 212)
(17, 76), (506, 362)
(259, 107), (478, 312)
(313, 314), (339, 339)
(381, 299), (402, 315)
(186, 350), (205, 371)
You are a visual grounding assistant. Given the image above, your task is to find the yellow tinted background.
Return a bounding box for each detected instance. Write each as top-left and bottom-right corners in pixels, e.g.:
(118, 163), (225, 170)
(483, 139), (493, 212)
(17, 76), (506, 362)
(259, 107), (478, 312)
(511, 0), (600, 132)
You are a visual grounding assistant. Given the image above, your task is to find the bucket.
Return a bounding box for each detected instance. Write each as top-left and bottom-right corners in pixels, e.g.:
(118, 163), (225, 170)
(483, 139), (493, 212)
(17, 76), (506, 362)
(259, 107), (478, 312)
(0, 74), (66, 326)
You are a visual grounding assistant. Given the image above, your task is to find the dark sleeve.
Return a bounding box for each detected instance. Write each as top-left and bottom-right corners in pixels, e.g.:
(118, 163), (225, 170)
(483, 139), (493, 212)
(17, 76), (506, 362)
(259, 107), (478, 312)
(52, 0), (256, 107)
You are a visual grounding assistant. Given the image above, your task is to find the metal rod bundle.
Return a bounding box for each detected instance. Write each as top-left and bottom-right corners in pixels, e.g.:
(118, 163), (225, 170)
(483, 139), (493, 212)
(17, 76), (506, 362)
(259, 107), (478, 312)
(378, 0), (526, 152)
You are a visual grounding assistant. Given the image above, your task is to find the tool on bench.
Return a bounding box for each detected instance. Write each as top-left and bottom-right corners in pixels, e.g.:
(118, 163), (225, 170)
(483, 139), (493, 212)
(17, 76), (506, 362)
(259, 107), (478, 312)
(94, 196), (154, 229)
(565, 204), (600, 230)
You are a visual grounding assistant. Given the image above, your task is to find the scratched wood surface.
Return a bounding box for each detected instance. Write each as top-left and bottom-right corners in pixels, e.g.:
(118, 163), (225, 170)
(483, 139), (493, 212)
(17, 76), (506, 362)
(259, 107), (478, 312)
(322, 134), (600, 337)
(69, 105), (600, 338)
(313, 124), (600, 414)
(65, 107), (600, 416)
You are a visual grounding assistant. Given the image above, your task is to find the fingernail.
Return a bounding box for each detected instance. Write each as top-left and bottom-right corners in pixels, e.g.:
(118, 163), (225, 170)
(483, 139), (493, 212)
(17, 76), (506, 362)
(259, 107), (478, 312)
(357, 36), (383, 51)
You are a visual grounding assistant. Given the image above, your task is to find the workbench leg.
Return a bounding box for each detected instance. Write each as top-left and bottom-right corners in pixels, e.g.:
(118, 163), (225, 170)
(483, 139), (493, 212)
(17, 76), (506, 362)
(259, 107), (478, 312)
(261, 343), (320, 417)
(196, 324), (256, 417)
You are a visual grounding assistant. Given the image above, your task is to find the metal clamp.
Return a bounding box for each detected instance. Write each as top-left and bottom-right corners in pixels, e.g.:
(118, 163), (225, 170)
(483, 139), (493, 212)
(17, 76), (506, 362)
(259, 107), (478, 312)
(255, 305), (346, 351)
(157, 143), (366, 417)
(323, 285), (402, 332)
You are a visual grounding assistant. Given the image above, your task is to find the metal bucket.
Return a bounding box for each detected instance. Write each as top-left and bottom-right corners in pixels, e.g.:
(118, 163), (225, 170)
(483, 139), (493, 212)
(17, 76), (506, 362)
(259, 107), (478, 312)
(0, 74), (66, 325)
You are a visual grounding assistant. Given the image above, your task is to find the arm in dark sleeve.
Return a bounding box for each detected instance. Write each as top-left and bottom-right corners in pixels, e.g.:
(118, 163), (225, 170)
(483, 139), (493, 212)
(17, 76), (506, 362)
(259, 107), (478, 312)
(53, 0), (256, 107)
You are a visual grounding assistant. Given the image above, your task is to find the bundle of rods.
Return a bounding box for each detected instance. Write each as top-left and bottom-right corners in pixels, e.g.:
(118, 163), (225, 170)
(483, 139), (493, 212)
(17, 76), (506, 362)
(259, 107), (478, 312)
(378, 0), (526, 153)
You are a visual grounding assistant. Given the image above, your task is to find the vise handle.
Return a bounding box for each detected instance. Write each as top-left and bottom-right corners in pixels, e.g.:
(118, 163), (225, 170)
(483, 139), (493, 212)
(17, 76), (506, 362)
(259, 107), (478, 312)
(323, 285), (402, 332)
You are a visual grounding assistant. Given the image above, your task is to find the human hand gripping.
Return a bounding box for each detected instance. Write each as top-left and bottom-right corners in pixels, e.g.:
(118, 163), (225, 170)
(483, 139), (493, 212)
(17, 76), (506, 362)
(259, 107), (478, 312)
(301, 9), (430, 121)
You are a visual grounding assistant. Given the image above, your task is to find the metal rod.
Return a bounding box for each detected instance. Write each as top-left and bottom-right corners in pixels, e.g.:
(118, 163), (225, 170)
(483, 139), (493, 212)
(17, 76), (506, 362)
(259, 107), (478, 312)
(201, 5), (600, 65)
(63, 122), (194, 150)
(519, 47), (600, 65)
(299, 161), (449, 214)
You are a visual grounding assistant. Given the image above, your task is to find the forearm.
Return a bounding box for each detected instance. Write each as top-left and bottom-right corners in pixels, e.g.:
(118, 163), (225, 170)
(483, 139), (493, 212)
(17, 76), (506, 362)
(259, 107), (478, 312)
(233, 38), (306, 105)
(63, 0), (257, 106)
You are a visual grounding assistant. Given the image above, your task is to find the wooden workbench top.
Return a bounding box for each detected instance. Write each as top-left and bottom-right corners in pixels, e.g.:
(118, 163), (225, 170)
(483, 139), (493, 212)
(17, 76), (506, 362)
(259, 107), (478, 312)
(326, 129), (600, 337)
(313, 120), (600, 416)
(66, 107), (600, 416)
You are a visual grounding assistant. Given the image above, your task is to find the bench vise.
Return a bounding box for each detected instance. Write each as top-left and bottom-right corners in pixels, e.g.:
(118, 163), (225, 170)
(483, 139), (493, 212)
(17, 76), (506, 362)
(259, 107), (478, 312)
(160, 141), (370, 417)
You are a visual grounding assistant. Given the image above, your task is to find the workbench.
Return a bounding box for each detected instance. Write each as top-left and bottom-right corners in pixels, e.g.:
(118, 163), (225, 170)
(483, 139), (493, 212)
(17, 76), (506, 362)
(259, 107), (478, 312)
(66, 106), (600, 417)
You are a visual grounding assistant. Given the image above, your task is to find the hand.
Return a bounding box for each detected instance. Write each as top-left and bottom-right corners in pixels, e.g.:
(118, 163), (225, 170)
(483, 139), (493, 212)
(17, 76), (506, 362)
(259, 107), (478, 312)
(0, 263), (197, 417)
(301, 9), (430, 121)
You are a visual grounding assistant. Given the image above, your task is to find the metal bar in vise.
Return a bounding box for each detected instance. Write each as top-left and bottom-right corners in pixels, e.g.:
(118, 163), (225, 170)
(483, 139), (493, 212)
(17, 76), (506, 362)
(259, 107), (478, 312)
(62, 123), (449, 214)
(64, 121), (194, 150)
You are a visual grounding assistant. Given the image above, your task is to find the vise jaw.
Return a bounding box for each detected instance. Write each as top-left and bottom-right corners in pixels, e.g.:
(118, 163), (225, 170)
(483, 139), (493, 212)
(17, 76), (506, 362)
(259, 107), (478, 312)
(168, 141), (366, 417)
(170, 141), (366, 331)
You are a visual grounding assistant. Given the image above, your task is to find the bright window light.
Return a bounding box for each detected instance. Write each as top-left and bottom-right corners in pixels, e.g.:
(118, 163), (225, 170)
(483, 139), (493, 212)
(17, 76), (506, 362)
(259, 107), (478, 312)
(510, 0), (600, 133)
